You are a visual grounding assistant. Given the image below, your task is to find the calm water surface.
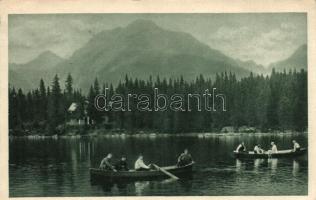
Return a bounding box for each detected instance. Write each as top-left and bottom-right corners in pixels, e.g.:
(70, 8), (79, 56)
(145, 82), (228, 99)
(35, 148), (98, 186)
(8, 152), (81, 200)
(9, 133), (308, 196)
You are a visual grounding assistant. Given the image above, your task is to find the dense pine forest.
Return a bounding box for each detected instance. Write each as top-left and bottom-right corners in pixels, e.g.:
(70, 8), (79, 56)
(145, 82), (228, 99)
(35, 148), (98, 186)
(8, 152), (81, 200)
(9, 69), (307, 136)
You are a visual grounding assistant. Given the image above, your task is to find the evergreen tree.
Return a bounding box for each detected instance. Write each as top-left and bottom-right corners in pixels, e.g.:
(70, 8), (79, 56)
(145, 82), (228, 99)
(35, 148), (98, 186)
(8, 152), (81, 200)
(8, 70), (308, 135)
(39, 79), (47, 120)
(65, 73), (73, 95)
(47, 75), (64, 134)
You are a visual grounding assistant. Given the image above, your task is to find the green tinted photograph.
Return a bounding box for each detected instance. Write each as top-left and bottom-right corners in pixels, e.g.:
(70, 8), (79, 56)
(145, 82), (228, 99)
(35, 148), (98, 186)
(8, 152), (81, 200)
(8, 13), (307, 196)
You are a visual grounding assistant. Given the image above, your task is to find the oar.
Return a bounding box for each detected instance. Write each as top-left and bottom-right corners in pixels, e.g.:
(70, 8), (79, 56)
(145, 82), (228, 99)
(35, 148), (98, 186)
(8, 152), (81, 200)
(152, 164), (179, 180)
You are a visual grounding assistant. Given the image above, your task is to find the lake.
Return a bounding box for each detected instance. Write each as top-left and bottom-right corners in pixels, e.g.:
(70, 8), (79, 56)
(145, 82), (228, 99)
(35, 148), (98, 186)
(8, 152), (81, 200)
(9, 133), (308, 196)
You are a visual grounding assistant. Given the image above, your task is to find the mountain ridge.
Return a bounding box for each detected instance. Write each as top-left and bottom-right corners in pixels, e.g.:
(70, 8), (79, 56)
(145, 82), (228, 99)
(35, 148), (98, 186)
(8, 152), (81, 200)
(10, 51), (64, 70)
(269, 44), (307, 71)
(9, 51), (64, 90)
(49, 19), (252, 91)
(9, 20), (304, 92)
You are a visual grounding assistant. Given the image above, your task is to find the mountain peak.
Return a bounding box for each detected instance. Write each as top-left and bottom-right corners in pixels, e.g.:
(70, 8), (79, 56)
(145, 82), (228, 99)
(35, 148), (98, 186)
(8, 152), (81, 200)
(10, 19), (252, 91)
(126, 19), (160, 31)
(28, 50), (63, 67)
(10, 50), (64, 71)
(37, 50), (61, 60)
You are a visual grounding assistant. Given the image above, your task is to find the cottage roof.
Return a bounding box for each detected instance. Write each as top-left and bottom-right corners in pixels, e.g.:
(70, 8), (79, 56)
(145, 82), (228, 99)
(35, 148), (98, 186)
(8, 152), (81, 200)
(68, 103), (78, 112)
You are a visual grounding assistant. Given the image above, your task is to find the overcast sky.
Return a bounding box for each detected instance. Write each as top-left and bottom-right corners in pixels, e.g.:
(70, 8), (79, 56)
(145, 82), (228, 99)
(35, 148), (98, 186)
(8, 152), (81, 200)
(9, 13), (306, 66)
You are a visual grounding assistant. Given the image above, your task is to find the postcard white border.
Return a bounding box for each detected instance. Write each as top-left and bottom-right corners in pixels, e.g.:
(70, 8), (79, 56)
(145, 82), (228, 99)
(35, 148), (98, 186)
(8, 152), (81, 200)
(0, 0), (315, 199)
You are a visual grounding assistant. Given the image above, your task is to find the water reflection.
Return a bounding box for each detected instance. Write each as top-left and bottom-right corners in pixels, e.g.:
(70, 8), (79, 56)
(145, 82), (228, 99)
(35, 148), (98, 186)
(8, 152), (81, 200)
(161, 178), (178, 184)
(178, 176), (193, 192)
(100, 182), (115, 192)
(135, 181), (149, 195)
(9, 134), (308, 196)
(117, 182), (128, 189)
(292, 160), (299, 176)
(235, 159), (244, 173)
(268, 158), (278, 173)
(254, 159), (265, 171)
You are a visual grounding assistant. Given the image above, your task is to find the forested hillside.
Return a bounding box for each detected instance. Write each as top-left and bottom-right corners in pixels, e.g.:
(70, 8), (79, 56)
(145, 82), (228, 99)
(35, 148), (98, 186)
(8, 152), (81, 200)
(9, 69), (307, 135)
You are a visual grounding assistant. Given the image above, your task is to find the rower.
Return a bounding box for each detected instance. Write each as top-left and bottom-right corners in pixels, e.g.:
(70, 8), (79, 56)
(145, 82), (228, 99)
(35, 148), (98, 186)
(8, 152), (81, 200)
(270, 142), (278, 153)
(236, 142), (246, 152)
(134, 155), (151, 171)
(100, 153), (117, 172)
(253, 144), (264, 154)
(292, 140), (301, 152)
(177, 149), (193, 167)
(115, 155), (129, 171)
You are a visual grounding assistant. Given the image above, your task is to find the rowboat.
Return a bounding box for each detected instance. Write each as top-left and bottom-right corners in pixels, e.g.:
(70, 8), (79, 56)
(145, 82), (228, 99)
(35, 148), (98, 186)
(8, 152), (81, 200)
(90, 162), (194, 181)
(233, 148), (307, 159)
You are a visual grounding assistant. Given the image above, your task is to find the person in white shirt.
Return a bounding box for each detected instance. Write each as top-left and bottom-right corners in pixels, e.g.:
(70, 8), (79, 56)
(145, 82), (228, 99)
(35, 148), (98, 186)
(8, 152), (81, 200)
(270, 142), (278, 153)
(134, 155), (151, 171)
(292, 140), (301, 152)
(253, 144), (264, 154)
(236, 142), (246, 152)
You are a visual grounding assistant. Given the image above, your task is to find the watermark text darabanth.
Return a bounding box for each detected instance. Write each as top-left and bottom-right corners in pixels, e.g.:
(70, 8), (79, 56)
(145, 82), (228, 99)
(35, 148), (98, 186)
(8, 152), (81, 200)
(94, 88), (226, 112)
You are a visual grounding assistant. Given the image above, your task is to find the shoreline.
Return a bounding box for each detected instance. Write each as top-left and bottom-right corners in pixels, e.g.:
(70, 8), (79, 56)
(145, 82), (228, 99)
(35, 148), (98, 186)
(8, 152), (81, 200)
(9, 130), (308, 139)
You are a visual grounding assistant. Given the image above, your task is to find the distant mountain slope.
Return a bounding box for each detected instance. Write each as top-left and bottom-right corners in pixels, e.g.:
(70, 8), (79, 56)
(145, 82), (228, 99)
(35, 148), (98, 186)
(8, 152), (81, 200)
(9, 70), (32, 90)
(10, 19), (259, 92)
(10, 51), (64, 71)
(235, 59), (268, 75)
(9, 51), (64, 90)
(269, 44), (307, 72)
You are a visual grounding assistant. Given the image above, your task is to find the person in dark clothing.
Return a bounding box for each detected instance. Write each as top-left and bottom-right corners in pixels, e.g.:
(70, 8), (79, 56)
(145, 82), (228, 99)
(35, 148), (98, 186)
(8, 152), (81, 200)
(115, 156), (129, 171)
(100, 153), (117, 172)
(177, 149), (193, 167)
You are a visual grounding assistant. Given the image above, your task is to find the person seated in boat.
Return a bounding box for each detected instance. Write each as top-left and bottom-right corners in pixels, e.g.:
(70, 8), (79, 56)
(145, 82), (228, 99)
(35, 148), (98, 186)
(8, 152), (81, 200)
(236, 142), (246, 152)
(115, 155), (129, 171)
(134, 155), (151, 171)
(268, 142), (278, 154)
(253, 144), (264, 154)
(177, 149), (193, 167)
(292, 140), (301, 152)
(100, 153), (117, 172)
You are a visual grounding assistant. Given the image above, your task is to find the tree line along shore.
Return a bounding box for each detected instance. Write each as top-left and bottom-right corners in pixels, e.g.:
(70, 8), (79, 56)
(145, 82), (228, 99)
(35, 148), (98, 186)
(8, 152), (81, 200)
(9, 69), (307, 136)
